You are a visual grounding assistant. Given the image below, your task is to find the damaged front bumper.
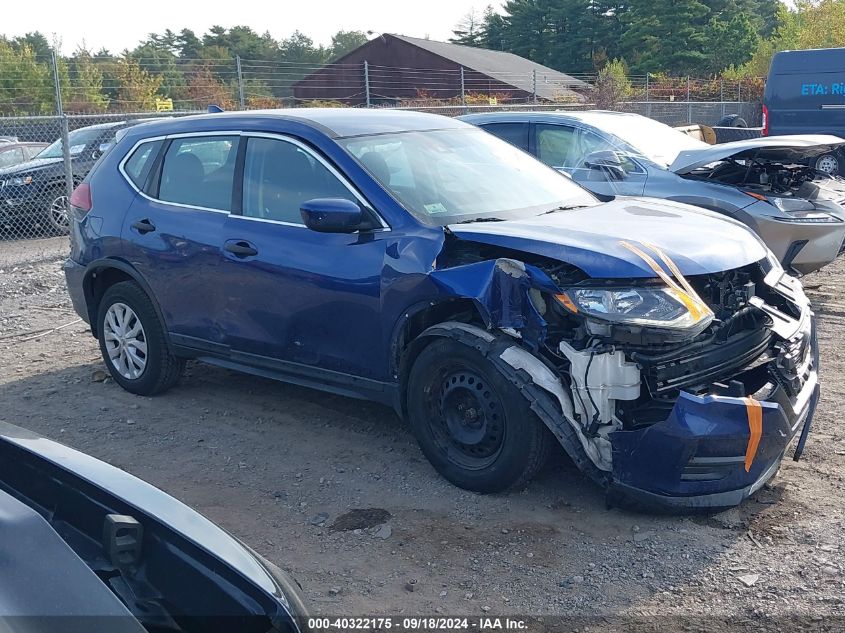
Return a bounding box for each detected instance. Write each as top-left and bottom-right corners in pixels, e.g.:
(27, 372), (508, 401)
(606, 271), (819, 511)
(607, 365), (818, 511)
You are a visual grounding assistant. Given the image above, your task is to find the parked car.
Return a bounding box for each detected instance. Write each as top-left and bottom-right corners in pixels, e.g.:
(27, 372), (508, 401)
(0, 121), (140, 235)
(763, 47), (845, 174)
(0, 419), (308, 632)
(0, 139), (47, 169)
(64, 109), (817, 511)
(462, 111), (845, 275)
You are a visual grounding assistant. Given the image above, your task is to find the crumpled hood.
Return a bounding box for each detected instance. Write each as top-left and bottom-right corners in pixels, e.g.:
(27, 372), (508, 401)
(447, 197), (768, 279)
(669, 134), (845, 174)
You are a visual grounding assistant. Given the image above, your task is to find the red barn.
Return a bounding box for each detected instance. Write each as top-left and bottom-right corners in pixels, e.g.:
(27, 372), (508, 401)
(292, 34), (588, 106)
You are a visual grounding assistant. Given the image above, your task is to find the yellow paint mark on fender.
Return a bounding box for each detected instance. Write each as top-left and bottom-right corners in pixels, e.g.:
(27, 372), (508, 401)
(743, 397), (763, 472)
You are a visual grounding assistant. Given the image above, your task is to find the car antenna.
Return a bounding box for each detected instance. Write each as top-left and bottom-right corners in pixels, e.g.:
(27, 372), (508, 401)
(207, 105), (225, 113)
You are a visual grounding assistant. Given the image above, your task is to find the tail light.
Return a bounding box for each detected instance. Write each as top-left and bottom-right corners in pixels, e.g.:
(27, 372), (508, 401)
(69, 183), (92, 213)
(761, 104), (769, 136)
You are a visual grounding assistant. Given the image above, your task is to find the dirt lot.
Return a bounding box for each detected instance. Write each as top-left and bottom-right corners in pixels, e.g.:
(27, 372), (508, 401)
(1, 239), (844, 628)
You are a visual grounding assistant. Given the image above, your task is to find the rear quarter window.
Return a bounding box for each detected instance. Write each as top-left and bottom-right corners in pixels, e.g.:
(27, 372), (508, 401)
(480, 122), (529, 150)
(123, 140), (163, 190)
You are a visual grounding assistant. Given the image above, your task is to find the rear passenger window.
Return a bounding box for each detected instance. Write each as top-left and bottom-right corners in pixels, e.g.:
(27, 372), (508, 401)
(158, 136), (239, 211)
(241, 137), (354, 224)
(480, 123), (528, 150)
(123, 140), (163, 189)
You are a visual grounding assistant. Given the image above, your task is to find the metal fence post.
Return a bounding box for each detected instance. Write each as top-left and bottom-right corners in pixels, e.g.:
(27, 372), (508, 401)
(687, 76), (692, 124)
(532, 69), (538, 104)
(720, 79), (725, 118)
(51, 50), (74, 207)
(646, 73), (652, 118)
(364, 61), (371, 108)
(460, 67), (467, 113)
(236, 56), (246, 110)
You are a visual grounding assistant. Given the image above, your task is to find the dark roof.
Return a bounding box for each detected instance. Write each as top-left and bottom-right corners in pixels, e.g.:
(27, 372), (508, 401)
(121, 108), (472, 140)
(385, 35), (588, 101)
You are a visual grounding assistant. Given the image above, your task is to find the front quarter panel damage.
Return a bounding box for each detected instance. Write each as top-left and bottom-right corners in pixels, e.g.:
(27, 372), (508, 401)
(427, 257), (560, 350)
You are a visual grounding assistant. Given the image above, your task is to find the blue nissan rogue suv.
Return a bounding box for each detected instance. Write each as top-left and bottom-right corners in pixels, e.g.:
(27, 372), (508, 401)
(64, 109), (818, 511)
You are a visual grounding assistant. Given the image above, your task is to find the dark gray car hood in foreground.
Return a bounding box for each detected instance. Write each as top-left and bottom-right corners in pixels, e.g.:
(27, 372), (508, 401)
(0, 420), (281, 596)
(448, 197), (768, 279)
(669, 134), (845, 174)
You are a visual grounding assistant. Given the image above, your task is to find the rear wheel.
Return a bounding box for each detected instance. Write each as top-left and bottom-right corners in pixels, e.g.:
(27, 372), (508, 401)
(97, 281), (184, 395)
(406, 337), (552, 493)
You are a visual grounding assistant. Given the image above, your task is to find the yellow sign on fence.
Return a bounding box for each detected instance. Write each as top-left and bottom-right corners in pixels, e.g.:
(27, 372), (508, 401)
(488, 97), (498, 106)
(155, 98), (174, 112)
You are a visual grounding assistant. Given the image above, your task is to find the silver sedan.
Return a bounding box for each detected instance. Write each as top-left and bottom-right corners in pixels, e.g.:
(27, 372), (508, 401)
(462, 111), (845, 275)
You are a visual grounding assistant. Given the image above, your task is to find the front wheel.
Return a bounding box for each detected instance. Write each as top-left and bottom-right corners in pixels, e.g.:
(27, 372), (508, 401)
(97, 281), (184, 396)
(45, 190), (70, 235)
(406, 337), (552, 493)
(813, 153), (840, 176)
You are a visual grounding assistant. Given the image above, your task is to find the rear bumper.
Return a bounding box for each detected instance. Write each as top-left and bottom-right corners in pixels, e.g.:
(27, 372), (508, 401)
(608, 320), (819, 512)
(63, 258), (89, 324)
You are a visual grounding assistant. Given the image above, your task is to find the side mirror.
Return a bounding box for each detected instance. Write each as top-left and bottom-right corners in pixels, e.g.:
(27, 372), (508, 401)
(583, 150), (626, 181)
(300, 198), (363, 233)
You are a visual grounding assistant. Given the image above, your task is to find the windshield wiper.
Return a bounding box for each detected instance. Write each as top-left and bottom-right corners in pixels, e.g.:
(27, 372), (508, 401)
(455, 217), (505, 224)
(541, 205), (590, 215)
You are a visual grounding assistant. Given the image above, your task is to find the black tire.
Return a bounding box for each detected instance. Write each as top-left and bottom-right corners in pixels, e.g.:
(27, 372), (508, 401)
(812, 152), (840, 176)
(406, 337), (553, 493)
(97, 281), (184, 396)
(716, 114), (748, 128)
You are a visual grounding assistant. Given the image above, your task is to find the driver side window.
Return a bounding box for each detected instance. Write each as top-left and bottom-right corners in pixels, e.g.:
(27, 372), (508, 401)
(536, 124), (578, 169)
(242, 137), (356, 224)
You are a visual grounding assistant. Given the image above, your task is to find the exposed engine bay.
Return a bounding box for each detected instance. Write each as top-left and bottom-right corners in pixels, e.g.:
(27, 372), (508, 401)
(697, 158), (844, 199)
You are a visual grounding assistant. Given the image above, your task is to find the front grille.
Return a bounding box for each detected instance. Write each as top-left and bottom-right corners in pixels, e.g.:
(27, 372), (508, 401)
(637, 327), (773, 396)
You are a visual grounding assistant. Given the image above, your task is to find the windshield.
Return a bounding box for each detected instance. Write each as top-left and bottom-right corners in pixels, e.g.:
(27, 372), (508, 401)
(341, 128), (597, 225)
(589, 116), (709, 167)
(37, 127), (107, 159)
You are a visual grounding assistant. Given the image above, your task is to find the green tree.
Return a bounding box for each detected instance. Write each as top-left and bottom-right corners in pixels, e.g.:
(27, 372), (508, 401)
(621, 0), (711, 74)
(593, 57), (632, 107)
(114, 55), (163, 111)
(451, 10), (485, 46)
(9, 32), (52, 60)
(703, 10), (759, 73)
(66, 48), (109, 112)
(329, 30), (368, 59)
(176, 29), (202, 58)
(0, 40), (55, 114)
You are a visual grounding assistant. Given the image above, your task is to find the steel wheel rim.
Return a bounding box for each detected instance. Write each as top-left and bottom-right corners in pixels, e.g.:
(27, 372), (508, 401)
(104, 302), (148, 380)
(49, 194), (70, 228)
(428, 367), (505, 470)
(817, 155), (839, 175)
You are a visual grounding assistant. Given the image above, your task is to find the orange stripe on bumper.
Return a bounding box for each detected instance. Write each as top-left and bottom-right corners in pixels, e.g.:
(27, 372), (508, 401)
(743, 397), (763, 472)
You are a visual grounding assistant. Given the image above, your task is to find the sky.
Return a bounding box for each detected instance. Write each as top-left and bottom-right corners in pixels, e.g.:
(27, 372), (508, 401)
(4, 0), (500, 54)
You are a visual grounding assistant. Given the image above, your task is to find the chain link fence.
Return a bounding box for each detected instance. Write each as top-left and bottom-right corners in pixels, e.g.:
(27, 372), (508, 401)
(0, 51), (763, 265)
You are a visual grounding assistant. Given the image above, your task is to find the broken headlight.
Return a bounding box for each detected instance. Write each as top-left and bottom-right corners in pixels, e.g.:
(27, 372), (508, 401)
(557, 286), (714, 331)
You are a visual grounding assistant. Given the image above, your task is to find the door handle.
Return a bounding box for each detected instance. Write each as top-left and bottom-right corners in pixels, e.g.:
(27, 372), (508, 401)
(224, 241), (258, 258)
(131, 219), (156, 234)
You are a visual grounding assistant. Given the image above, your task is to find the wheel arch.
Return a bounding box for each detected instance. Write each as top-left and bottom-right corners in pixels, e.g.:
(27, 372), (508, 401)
(388, 298), (486, 412)
(83, 259), (168, 339)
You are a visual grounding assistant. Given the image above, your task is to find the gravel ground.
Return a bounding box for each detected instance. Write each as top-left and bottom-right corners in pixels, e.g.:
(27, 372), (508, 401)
(0, 240), (844, 629)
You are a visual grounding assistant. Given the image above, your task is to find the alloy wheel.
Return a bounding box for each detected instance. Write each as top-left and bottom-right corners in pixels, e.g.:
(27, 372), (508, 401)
(48, 194), (70, 231)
